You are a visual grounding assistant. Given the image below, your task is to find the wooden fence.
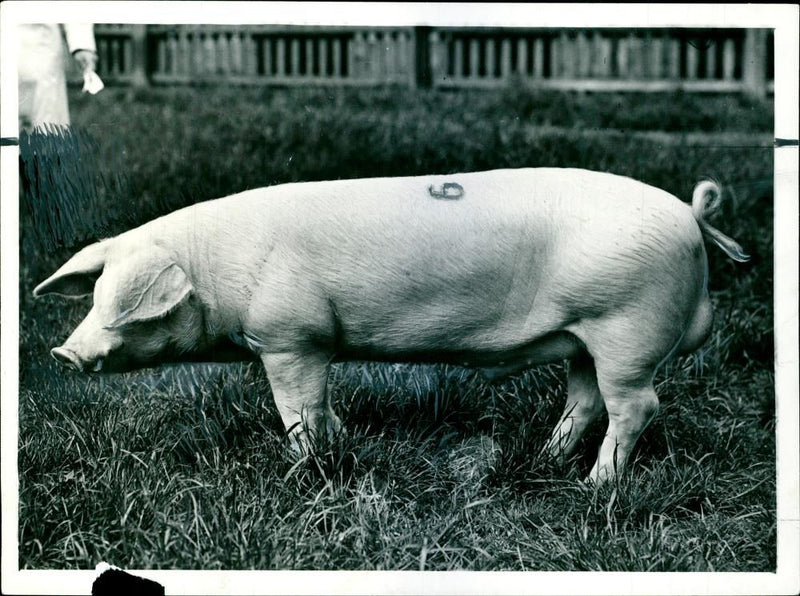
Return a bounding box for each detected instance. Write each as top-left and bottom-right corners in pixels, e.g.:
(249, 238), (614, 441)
(94, 25), (773, 96)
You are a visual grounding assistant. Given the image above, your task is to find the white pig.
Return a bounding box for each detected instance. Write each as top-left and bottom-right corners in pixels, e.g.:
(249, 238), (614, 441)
(34, 168), (749, 483)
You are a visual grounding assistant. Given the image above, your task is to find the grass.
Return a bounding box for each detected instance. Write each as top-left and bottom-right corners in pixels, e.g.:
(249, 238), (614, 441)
(17, 84), (774, 571)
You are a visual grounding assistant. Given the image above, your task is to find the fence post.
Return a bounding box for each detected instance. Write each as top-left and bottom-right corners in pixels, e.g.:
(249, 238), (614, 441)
(742, 29), (767, 98)
(130, 24), (148, 87)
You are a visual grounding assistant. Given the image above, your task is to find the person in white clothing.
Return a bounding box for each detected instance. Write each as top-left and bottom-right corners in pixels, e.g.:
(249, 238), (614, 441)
(18, 23), (98, 130)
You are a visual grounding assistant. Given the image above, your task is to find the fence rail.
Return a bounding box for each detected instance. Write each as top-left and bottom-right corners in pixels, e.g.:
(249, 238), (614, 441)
(94, 25), (773, 96)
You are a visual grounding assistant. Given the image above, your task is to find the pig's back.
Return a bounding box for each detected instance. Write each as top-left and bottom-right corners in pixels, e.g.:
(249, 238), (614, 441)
(219, 167), (689, 228)
(219, 168), (698, 272)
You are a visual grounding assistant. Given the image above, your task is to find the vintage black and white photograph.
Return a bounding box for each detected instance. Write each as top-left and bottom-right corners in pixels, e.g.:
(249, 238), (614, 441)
(1, 2), (798, 595)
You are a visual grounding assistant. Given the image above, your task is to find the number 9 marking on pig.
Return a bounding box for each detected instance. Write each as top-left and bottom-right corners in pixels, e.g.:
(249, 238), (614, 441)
(428, 182), (464, 200)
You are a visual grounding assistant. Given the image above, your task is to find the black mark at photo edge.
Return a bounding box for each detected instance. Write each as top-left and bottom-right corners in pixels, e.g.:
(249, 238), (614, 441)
(92, 563), (165, 596)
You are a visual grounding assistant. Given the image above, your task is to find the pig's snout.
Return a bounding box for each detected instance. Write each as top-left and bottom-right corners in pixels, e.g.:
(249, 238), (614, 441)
(51, 346), (104, 372)
(51, 346), (83, 370)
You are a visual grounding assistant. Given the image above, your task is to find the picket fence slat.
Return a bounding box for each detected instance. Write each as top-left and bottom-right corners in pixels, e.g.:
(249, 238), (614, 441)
(332, 38), (342, 77)
(533, 38), (544, 78)
(93, 25), (772, 96)
(722, 39), (735, 80)
(276, 38), (286, 77)
(686, 42), (699, 80)
(453, 38), (464, 78)
(595, 36), (611, 78)
(667, 38), (681, 78)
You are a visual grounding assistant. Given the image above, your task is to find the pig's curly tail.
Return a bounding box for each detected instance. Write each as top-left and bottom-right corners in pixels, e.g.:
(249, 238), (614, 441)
(691, 180), (751, 263)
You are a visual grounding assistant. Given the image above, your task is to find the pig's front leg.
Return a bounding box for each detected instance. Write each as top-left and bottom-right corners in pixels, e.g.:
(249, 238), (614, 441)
(260, 351), (342, 453)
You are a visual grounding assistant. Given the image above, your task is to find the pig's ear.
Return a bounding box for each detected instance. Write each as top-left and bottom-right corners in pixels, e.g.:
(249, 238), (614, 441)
(105, 259), (193, 328)
(33, 241), (109, 298)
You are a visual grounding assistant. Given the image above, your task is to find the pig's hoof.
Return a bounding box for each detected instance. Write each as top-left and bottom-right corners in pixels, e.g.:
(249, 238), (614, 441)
(286, 432), (311, 458)
(326, 420), (346, 440)
(582, 468), (616, 488)
(580, 475), (598, 488)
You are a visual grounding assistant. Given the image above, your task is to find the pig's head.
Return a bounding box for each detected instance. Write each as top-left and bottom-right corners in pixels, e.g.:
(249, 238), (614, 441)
(33, 241), (207, 373)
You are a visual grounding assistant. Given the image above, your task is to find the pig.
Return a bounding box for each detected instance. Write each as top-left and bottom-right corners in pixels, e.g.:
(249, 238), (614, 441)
(33, 168), (749, 483)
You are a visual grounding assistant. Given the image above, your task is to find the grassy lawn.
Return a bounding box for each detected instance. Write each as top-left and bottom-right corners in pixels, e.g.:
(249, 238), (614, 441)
(17, 85), (774, 571)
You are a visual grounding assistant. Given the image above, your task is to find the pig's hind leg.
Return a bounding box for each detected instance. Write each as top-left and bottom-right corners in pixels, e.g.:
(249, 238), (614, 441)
(578, 311), (679, 484)
(543, 351), (605, 461)
(587, 371), (660, 484)
(260, 351), (343, 454)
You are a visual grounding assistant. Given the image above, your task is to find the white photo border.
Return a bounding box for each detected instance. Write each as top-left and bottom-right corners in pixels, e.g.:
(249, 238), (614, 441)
(2, 3), (797, 595)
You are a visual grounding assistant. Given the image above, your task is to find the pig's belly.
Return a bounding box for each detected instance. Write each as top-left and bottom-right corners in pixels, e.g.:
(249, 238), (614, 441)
(337, 330), (584, 379)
